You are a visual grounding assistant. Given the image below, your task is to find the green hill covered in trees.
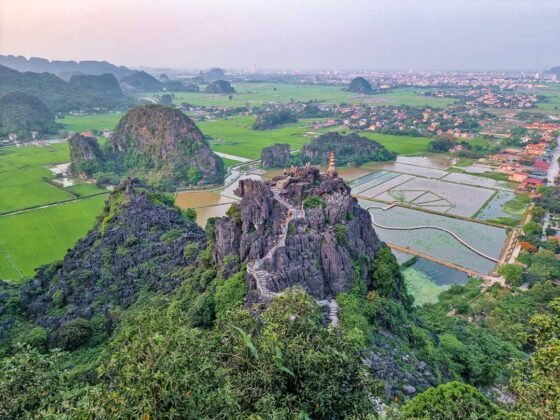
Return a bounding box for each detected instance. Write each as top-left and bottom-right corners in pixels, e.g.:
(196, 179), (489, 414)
(69, 105), (225, 189)
(0, 92), (60, 139)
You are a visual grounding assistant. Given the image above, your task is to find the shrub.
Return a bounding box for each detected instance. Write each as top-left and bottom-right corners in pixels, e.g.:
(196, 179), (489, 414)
(182, 208), (197, 222)
(214, 272), (247, 318)
(0, 345), (65, 417)
(52, 290), (64, 308)
(402, 381), (503, 419)
(498, 264), (524, 286)
(183, 242), (199, 260)
(226, 203), (241, 220)
(57, 318), (92, 351)
(303, 196), (325, 209)
(161, 228), (182, 243)
(334, 224), (347, 245)
(21, 327), (48, 351)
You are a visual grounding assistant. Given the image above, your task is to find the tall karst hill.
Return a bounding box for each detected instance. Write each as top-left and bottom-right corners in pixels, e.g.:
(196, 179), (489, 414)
(69, 105), (225, 189)
(213, 166), (411, 308)
(303, 132), (396, 166)
(0, 92), (60, 138)
(347, 76), (373, 94)
(0, 64), (128, 113)
(69, 73), (123, 97)
(18, 179), (207, 348)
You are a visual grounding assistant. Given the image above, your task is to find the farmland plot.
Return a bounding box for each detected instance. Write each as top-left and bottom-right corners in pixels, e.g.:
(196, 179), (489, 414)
(362, 202), (506, 274)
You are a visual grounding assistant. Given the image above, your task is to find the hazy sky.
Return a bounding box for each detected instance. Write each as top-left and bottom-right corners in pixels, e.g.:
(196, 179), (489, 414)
(1, 0), (559, 71)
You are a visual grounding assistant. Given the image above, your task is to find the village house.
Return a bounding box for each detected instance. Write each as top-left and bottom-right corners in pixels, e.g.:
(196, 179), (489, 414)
(518, 177), (544, 191)
(524, 143), (547, 156)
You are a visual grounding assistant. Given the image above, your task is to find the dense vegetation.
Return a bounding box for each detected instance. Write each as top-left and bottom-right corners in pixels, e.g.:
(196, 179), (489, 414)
(347, 76), (373, 94)
(206, 80), (235, 94)
(302, 132), (396, 166)
(0, 65), (128, 113)
(0, 92), (60, 139)
(68, 73), (123, 97)
(69, 105), (225, 189)
(0, 177), (558, 417)
(253, 109), (298, 130)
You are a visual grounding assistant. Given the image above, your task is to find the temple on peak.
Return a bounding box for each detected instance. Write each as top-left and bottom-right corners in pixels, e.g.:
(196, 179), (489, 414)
(327, 150), (337, 176)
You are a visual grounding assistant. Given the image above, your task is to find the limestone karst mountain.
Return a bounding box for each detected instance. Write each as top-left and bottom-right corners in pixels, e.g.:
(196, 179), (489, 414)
(69, 105), (225, 188)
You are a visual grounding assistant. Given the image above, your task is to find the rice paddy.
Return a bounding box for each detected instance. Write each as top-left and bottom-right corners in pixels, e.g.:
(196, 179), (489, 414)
(144, 84), (455, 108)
(0, 196), (106, 281)
(0, 142), (109, 281)
(364, 202), (506, 274)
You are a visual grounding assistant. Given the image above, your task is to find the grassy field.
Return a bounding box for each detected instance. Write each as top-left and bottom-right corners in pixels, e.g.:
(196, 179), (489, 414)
(0, 142), (103, 213)
(0, 196), (106, 281)
(143, 84), (455, 108)
(56, 112), (123, 133)
(221, 158), (243, 167)
(200, 116), (318, 159)
(402, 266), (450, 306)
(0, 143), (72, 213)
(537, 91), (560, 112)
(360, 132), (432, 154)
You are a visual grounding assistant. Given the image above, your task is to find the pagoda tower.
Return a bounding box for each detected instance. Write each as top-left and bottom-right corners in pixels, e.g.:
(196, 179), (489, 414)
(327, 150), (336, 176)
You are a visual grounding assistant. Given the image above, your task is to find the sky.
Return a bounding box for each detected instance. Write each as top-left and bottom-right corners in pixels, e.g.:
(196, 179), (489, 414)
(1, 0), (559, 71)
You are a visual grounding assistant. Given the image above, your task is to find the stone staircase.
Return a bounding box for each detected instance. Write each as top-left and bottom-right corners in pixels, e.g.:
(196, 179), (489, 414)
(318, 299), (340, 326)
(247, 185), (304, 299)
(246, 183), (339, 326)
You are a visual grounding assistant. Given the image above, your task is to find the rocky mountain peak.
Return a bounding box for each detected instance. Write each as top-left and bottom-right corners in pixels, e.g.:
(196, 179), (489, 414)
(20, 179), (207, 343)
(213, 166), (383, 304)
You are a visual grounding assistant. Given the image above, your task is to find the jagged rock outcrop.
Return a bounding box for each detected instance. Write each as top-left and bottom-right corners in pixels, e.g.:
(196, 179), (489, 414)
(68, 134), (104, 175)
(0, 92), (59, 138)
(69, 73), (123, 97)
(213, 167), (384, 302)
(19, 179), (207, 343)
(206, 80), (235, 94)
(303, 132), (396, 166)
(107, 105), (225, 187)
(261, 144), (291, 168)
(364, 331), (441, 399)
(348, 76), (373, 94)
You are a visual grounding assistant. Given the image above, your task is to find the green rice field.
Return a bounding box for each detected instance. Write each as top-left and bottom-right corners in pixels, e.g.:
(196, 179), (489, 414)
(56, 112), (123, 133)
(0, 143), (109, 281)
(0, 143), (72, 213)
(144, 84), (455, 108)
(200, 116), (318, 159)
(0, 143), (102, 213)
(360, 132), (432, 154)
(0, 196), (106, 281)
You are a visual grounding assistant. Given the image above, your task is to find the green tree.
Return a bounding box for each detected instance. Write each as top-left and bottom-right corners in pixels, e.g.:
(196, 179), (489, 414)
(523, 221), (543, 236)
(401, 381), (504, 419)
(57, 318), (92, 350)
(182, 207), (197, 222)
(498, 264), (524, 286)
(0, 345), (66, 418)
(531, 206), (546, 223)
(186, 167), (201, 185)
(508, 298), (560, 419)
(527, 250), (560, 282)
